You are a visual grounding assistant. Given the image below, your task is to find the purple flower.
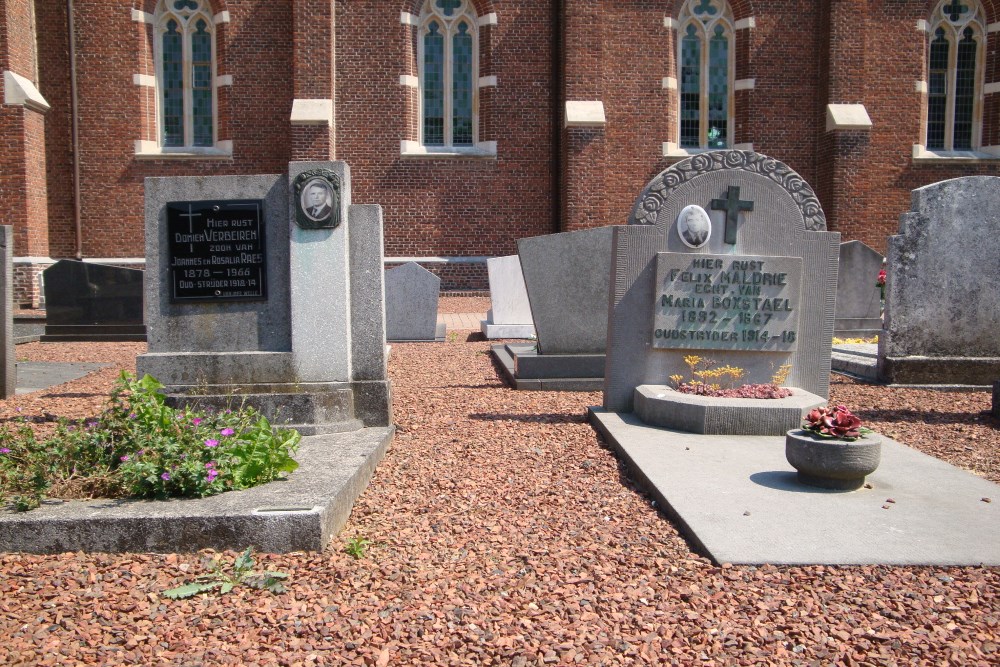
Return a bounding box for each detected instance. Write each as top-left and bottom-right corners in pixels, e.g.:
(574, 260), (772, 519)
(220, 428), (235, 437)
(206, 469), (219, 483)
(0, 447), (10, 454)
(136, 450), (144, 456)
(120, 455), (130, 462)
(192, 418), (203, 426)
(204, 439), (219, 448)
(205, 461), (216, 469)
(15, 407), (21, 413)
(160, 472), (171, 481)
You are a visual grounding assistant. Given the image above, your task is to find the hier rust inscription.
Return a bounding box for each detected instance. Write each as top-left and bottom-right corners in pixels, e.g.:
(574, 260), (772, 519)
(167, 200), (267, 302)
(653, 253), (802, 351)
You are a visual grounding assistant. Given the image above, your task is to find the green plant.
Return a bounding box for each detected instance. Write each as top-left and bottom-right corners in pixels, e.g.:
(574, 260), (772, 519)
(343, 535), (373, 559)
(162, 547), (289, 599)
(803, 405), (873, 441)
(0, 372), (301, 511)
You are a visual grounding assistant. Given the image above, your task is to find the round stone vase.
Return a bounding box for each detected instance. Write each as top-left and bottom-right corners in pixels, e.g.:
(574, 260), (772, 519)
(784, 429), (882, 490)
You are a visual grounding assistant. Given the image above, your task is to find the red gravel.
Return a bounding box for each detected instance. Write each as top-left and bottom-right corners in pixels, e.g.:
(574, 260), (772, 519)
(1, 304), (998, 665)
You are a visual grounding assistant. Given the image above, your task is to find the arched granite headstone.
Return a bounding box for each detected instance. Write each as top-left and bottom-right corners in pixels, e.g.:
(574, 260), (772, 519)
(604, 150), (840, 412)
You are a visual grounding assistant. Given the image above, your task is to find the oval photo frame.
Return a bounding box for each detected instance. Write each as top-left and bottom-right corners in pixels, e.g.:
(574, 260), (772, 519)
(293, 169), (342, 230)
(677, 204), (712, 249)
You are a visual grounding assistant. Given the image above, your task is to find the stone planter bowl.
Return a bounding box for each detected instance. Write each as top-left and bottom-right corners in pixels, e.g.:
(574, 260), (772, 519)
(785, 429), (882, 491)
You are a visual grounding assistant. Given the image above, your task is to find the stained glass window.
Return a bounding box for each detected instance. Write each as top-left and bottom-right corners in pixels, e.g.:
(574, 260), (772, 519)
(156, 2), (216, 149)
(927, 29), (949, 150)
(925, 1), (985, 152)
(419, 0), (478, 148)
(423, 22), (445, 145)
(953, 28), (977, 150)
(677, 1), (733, 150)
(680, 25), (701, 149)
(707, 25), (728, 149)
(162, 20), (184, 147)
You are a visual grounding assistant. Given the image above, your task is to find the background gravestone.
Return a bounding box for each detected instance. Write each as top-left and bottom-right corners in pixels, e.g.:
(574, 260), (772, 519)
(41, 260), (145, 342)
(878, 176), (1000, 385)
(834, 240), (883, 338)
(385, 262), (443, 342)
(481, 255), (535, 339)
(604, 150), (840, 412)
(518, 227), (613, 355)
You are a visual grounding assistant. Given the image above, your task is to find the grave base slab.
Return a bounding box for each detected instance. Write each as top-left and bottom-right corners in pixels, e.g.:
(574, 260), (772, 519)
(491, 343), (603, 391)
(480, 320), (535, 339)
(878, 355), (1000, 387)
(0, 427), (393, 554)
(588, 408), (1000, 566)
(388, 321), (446, 343)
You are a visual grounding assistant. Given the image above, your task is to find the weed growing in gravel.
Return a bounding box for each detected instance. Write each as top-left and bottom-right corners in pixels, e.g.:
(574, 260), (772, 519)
(343, 535), (373, 559)
(0, 372), (300, 511)
(162, 547), (289, 599)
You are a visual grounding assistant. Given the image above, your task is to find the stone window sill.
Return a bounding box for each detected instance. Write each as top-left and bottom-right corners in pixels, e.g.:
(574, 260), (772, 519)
(912, 145), (1000, 164)
(662, 143), (753, 162)
(134, 144), (233, 160)
(399, 141), (497, 160)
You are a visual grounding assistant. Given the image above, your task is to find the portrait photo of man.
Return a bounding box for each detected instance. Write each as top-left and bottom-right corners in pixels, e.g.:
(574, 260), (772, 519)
(301, 179), (334, 222)
(677, 204), (712, 248)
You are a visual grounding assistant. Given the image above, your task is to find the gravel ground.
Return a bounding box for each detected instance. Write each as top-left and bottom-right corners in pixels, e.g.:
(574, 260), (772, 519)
(1, 302), (998, 665)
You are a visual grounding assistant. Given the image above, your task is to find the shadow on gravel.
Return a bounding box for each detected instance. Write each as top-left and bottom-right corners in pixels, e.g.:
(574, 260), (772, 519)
(467, 412), (587, 424)
(855, 408), (996, 427)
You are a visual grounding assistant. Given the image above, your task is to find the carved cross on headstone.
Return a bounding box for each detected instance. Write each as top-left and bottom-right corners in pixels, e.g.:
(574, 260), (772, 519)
(711, 186), (754, 245)
(943, 0), (968, 21)
(178, 204), (201, 252)
(436, 0), (462, 16)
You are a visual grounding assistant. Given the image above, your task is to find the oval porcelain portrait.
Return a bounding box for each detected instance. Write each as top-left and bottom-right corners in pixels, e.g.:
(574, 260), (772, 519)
(677, 205), (712, 249)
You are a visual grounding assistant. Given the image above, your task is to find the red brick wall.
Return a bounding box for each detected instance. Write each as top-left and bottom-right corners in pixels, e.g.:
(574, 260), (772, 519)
(10, 0), (1000, 292)
(336, 0), (557, 260)
(35, 0), (293, 261)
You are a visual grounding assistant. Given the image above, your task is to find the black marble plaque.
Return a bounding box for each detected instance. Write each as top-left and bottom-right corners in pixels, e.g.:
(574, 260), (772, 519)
(167, 200), (267, 302)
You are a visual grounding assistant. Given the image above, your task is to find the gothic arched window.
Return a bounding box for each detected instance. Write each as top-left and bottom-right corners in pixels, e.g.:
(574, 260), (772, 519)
(926, 0), (985, 151)
(155, 0), (216, 149)
(419, 0), (478, 147)
(677, 0), (734, 150)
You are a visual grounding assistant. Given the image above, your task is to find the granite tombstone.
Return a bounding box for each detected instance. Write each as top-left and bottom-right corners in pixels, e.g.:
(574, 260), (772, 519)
(834, 240), (883, 338)
(492, 227), (613, 390)
(384, 262), (444, 342)
(878, 176), (1000, 385)
(480, 255), (535, 339)
(41, 260), (145, 342)
(137, 162), (391, 433)
(598, 150), (840, 420)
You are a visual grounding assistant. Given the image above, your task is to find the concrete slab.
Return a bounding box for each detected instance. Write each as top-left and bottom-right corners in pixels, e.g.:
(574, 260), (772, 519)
(16, 361), (110, 394)
(0, 427), (393, 554)
(589, 408), (1000, 566)
(491, 344), (603, 391)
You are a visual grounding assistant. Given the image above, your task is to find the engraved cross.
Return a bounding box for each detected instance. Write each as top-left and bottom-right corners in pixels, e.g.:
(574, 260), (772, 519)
(943, 0), (968, 21)
(711, 186), (754, 245)
(178, 204), (201, 252)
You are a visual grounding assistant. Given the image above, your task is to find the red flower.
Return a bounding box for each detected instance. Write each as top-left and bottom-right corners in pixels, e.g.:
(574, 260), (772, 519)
(876, 269), (886, 287)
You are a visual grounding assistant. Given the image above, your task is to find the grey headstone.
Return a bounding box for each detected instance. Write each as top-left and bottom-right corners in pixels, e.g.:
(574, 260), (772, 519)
(482, 255), (534, 338)
(289, 161), (352, 382)
(835, 241), (883, 336)
(385, 262), (441, 342)
(141, 173), (292, 355)
(605, 150), (840, 413)
(0, 227), (13, 398)
(42, 260), (145, 341)
(878, 176), (1000, 384)
(518, 226), (614, 354)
